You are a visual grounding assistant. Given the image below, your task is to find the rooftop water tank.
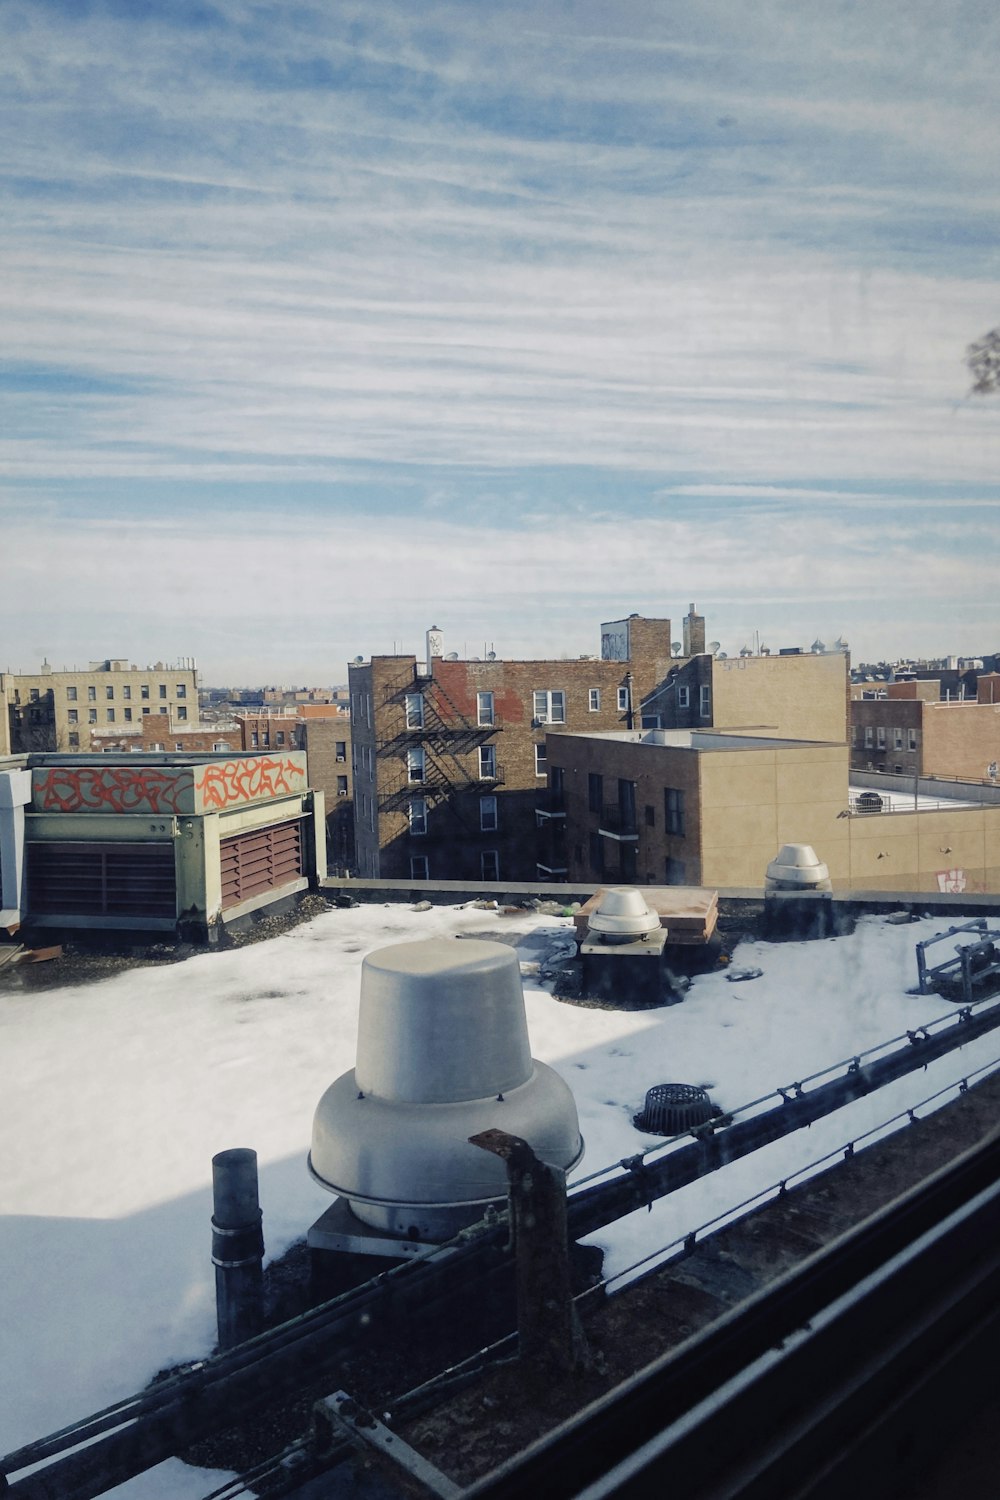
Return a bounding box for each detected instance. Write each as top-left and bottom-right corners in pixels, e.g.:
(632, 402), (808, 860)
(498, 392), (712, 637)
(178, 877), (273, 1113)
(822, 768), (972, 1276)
(765, 844), (832, 892)
(586, 887), (662, 945)
(309, 939), (583, 1240)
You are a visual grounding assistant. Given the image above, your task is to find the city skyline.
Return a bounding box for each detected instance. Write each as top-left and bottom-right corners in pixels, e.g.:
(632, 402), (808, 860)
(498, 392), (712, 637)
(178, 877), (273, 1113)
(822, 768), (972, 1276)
(3, 1), (999, 680)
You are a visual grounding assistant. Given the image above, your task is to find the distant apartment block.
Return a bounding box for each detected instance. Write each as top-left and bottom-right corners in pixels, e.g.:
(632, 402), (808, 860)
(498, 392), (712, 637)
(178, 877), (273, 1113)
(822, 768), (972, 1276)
(2, 657), (199, 753)
(349, 614), (849, 884)
(851, 676), (1000, 782)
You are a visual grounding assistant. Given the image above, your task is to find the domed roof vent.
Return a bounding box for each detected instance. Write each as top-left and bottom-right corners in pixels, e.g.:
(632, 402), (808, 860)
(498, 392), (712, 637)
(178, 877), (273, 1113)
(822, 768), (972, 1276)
(586, 887), (661, 945)
(765, 843), (832, 892)
(309, 939), (583, 1240)
(634, 1083), (719, 1135)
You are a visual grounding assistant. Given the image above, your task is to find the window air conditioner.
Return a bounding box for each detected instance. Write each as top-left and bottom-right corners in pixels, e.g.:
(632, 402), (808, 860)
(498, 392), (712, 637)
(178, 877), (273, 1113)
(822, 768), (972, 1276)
(535, 714), (549, 725)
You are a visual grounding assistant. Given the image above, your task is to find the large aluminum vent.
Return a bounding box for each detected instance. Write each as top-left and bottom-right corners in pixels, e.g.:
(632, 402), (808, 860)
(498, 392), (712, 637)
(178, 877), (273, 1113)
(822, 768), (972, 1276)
(309, 939), (583, 1240)
(586, 887), (662, 945)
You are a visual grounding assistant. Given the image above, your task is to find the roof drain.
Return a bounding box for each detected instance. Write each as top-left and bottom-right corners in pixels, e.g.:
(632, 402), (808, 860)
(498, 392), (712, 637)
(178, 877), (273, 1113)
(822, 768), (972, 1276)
(634, 1083), (719, 1135)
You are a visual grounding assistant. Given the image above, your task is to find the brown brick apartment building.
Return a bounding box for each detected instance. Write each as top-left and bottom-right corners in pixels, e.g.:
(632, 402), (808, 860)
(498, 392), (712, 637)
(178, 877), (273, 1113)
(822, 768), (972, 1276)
(851, 678), (1000, 782)
(350, 616), (849, 884)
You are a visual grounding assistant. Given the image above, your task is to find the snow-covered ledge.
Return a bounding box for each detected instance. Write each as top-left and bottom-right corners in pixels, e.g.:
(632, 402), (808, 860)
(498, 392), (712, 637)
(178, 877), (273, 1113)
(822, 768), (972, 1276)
(0, 767), (32, 930)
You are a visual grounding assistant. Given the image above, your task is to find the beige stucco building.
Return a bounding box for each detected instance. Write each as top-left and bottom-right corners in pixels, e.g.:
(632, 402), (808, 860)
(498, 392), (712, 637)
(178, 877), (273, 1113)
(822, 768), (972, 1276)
(545, 728), (1000, 895)
(2, 657), (199, 752)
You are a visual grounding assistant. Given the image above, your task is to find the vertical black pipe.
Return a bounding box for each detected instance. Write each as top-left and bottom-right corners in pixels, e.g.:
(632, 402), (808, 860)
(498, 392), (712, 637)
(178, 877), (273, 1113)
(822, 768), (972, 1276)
(211, 1148), (264, 1351)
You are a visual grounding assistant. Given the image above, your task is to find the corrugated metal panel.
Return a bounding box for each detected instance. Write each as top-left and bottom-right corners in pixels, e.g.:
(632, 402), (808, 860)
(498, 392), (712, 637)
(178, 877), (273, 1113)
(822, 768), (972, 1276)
(220, 819), (303, 910)
(28, 841), (177, 918)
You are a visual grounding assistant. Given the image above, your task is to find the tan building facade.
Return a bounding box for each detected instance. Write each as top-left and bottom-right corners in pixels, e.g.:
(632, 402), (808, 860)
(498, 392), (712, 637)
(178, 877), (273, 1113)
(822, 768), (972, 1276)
(546, 727), (1000, 895)
(3, 658), (199, 753)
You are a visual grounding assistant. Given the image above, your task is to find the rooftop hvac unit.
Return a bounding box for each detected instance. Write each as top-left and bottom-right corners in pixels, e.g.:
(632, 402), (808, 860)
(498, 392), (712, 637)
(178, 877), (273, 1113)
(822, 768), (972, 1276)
(309, 939), (583, 1240)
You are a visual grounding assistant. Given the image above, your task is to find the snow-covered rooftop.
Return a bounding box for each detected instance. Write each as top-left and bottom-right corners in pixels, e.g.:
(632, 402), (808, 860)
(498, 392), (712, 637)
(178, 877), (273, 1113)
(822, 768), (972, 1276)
(4, 901), (999, 1495)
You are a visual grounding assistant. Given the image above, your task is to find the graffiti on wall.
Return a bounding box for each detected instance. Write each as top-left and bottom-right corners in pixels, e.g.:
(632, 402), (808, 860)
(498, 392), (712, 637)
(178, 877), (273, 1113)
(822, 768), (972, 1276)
(35, 766), (195, 815)
(195, 756), (305, 810)
(936, 868), (967, 894)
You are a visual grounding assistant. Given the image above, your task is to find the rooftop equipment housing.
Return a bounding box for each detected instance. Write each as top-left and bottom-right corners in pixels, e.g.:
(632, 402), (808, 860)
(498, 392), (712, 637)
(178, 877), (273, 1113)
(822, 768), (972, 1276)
(309, 939), (583, 1247)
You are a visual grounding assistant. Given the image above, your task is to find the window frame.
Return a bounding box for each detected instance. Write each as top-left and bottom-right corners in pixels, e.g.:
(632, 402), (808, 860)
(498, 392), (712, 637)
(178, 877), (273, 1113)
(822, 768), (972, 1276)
(477, 691), (495, 727)
(532, 689), (566, 724)
(588, 688), (601, 712)
(408, 797), (428, 836)
(480, 794), (498, 832)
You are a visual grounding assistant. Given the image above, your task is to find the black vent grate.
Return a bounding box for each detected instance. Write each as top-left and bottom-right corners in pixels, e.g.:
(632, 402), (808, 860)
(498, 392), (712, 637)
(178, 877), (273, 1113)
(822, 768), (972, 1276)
(635, 1083), (717, 1135)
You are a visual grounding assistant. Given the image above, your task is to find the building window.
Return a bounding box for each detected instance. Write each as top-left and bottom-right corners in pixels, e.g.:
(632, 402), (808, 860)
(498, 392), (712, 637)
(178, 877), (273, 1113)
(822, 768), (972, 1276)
(27, 687), (38, 702)
(175, 742), (183, 751)
(407, 747), (426, 782)
(123, 685), (131, 700)
(665, 857), (686, 884)
(876, 726), (886, 749)
(645, 804), (655, 827)
(588, 772), (603, 813)
(336, 740), (347, 761)
(480, 795), (498, 831)
(908, 728), (918, 751)
(159, 684), (167, 699)
(142, 706), (150, 716)
(405, 693), (424, 729)
(481, 850), (500, 882)
(589, 831), (604, 875)
(893, 727), (903, 749)
(141, 684), (149, 699)
(617, 687), (629, 711)
(66, 686), (77, 701)
(68, 709), (78, 724)
(532, 690), (566, 724)
(678, 685), (690, 709)
(106, 686), (114, 700)
(337, 775), (348, 796)
(106, 708), (115, 722)
(214, 741), (232, 752)
(124, 707), (132, 722)
(479, 744), (497, 779)
(472, 691), (493, 727)
(176, 684), (186, 698)
(88, 708), (97, 723)
(589, 689), (601, 712)
(664, 787), (685, 836)
(276, 729), (284, 744)
(88, 686), (97, 701)
(535, 743), (547, 777)
(850, 725), (857, 747)
(700, 685), (711, 718)
(178, 706), (188, 722)
(68, 732), (79, 747)
(251, 732), (259, 747)
(409, 797), (428, 835)
(410, 854), (429, 881)
(864, 726), (874, 748)
(151, 743), (164, 752)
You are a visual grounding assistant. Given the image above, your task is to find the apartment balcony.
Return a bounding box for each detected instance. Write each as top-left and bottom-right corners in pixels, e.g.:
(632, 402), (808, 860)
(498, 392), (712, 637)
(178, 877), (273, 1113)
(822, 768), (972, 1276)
(535, 788), (566, 820)
(598, 803), (638, 841)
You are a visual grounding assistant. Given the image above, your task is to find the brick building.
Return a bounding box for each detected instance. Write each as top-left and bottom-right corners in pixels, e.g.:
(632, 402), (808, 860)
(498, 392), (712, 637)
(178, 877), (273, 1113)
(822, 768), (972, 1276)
(350, 617), (678, 883)
(851, 678), (1000, 782)
(349, 615), (848, 884)
(2, 657), (199, 752)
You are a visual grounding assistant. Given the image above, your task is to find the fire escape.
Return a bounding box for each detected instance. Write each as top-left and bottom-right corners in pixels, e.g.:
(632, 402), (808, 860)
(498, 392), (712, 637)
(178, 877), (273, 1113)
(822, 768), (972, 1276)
(375, 668), (503, 834)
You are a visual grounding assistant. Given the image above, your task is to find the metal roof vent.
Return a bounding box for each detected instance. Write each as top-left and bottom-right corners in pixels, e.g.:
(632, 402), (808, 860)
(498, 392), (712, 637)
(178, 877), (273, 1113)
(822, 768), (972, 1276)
(765, 843), (832, 892)
(309, 939), (583, 1240)
(586, 887), (661, 945)
(635, 1083), (718, 1135)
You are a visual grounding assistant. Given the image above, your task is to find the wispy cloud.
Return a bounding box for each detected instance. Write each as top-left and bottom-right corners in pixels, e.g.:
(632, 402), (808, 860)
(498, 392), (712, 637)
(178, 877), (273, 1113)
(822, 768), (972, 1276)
(2, 0), (999, 675)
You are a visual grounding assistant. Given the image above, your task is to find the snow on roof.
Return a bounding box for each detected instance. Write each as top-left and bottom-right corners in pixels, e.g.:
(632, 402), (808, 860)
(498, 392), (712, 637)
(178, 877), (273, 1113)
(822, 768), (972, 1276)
(3, 902), (998, 1492)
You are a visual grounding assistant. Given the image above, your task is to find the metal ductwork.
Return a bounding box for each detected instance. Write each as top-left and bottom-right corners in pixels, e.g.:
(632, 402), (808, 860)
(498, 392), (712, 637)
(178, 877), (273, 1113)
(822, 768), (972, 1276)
(309, 938), (583, 1240)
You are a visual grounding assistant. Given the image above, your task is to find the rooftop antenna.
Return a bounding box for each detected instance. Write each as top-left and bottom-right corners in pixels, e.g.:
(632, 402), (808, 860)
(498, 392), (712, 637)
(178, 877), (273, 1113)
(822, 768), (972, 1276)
(708, 640), (721, 657)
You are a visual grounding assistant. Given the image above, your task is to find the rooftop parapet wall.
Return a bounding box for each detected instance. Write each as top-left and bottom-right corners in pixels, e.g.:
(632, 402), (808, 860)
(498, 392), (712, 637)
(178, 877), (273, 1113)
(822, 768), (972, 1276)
(31, 752), (308, 816)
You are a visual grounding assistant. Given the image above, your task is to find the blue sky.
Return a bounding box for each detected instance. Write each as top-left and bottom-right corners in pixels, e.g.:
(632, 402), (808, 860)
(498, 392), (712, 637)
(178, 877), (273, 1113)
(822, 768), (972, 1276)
(2, 0), (999, 682)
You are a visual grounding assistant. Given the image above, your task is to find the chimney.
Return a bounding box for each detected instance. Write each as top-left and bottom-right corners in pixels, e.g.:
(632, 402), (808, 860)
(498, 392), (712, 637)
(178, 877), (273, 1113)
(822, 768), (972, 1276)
(425, 627), (444, 677)
(683, 603), (706, 657)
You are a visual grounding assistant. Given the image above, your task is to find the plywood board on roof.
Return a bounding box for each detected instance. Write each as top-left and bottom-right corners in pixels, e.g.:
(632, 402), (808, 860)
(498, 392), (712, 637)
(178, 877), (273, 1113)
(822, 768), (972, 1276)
(574, 886), (718, 944)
